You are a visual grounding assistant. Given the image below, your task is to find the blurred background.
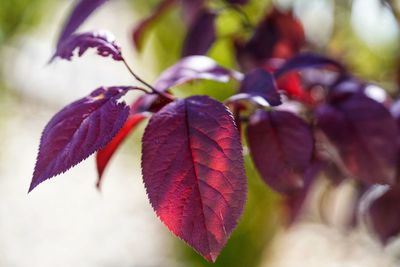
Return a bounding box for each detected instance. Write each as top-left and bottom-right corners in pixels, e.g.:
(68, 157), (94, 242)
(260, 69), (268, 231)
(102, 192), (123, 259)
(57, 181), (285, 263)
(1, 0), (400, 266)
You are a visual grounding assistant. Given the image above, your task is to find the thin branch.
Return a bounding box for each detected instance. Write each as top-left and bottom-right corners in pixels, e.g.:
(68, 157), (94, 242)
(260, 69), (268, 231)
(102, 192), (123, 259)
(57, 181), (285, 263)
(122, 58), (175, 101)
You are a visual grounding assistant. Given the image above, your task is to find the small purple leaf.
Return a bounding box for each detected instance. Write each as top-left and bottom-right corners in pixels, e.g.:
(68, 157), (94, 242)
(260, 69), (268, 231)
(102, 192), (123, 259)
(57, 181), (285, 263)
(316, 94), (398, 185)
(182, 9), (216, 57)
(142, 96), (247, 262)
(239, 68), (281, 106)
(247, 110), (314, 193)
(52, 31), (122, 62)
(29, 86), (130, 192)
(274, 53), (345, 78)
(57, 0), (108, 48)
(154, 55), (243, 92)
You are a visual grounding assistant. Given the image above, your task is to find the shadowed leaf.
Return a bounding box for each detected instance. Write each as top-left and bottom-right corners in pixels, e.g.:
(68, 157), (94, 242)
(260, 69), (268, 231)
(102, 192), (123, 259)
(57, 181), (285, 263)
(239, 68), (281, 106)
(316, 94), (398, 185)
(29, 86), (130, 192)
(95, 113), (147, 189)
(274, 52), (345, 78)
(181, 9), (216, 57)
(246, 110), (314, 193)
(141, 96), (247, 262)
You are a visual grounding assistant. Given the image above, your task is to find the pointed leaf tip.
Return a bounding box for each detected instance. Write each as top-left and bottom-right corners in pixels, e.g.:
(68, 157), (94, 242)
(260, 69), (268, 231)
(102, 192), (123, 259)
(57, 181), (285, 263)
(29, 86), (130, 192)
(141, 96), (247, 261)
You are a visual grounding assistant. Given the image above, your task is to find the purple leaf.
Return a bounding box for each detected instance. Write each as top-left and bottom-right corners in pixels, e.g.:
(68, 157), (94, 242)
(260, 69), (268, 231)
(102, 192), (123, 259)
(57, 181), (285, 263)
(57, 0), (108, 48)
(52, 31), (123, 62)
(132, 0), (177, 51)
(246, 110), (314, 193)
(239, 68), (281, 106)
(181, 0), (205, 25)
(367, 185), (400, 243)
(29, 86), (130, 192)
(181, 9), (216, 57)
(227, 0), (249, 4)
(141, 95), (247, 262)
(234, 8), (304, 70)
(274, 53), (345, 78)
(316, 94), (398, 185)
(154, 55), (243, 92)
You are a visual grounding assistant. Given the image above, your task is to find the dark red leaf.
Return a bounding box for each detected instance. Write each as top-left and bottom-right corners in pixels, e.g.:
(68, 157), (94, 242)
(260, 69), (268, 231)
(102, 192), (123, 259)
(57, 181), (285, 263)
(141, 96), (247, 262)
(182, 9), (216, 57)
(367, 185), (400, 243)
(316, 94), (398, 185)
(154, 55), (243, 92)
(132, 0), (177, 51)
(52, 31), (122, 62)
(239, 68), (281, 106)
(95, 113), (147, 189)
(274, 53), (345, 78)
(57, 0), (108, 48)
(284, 161), (321, 223)
(29, 86), (130, 192)
(235, 8), (304, 70)
(246, 110), (314, 193)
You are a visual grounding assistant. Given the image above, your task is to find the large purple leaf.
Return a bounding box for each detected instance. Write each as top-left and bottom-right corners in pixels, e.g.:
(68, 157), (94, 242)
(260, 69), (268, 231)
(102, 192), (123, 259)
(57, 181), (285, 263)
(132, 0), (177, 51)
(52, 31), (122, 62)
(274, 53), (345, 78)
(181, 9), (216, 57)
(141, 96), (247, 262)
(316, 94), (398, 185)
(57, 0), (108, 48)
(367, 185), (400, 243)
(246, 110), (314, 194)
(239, 68), (281, 106)
(154, 55), (243, 92)
(29, 86), (130, 192)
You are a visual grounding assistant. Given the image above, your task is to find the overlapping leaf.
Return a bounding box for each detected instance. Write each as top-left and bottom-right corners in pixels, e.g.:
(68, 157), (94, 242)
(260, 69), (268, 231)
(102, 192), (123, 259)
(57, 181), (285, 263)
(316, 94), (398, 185)
(274, 53), (345, 78)
(52, 31), (122, 62)
(29, 86), (130, 192)
(141, 96), (247, 262)
(181, 9), (216, 57)
(95, 113), (147, 189)
(239, 68), (281, 106)
(57, 0), (108, 48)
(246, 110), (314, 193)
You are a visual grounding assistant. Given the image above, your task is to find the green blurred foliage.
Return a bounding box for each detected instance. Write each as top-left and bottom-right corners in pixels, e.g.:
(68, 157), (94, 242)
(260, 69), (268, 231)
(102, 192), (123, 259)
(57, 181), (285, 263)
(0, 0), (54, 46)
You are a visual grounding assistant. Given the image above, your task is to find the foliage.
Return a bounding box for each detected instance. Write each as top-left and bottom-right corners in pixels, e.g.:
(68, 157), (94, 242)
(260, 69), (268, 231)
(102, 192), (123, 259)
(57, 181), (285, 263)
(28, 0), (400, 264)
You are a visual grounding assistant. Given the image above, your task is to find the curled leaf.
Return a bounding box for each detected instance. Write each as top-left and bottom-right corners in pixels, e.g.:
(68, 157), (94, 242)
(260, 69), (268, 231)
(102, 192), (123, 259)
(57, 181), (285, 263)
(52, 31), (123, 62)
(154, 55), (243, 92)
(246, 110), (314, 194)
(29, 86), (130, 192)
(274, 53), (345, 78)
(142, 96), (247, 262)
